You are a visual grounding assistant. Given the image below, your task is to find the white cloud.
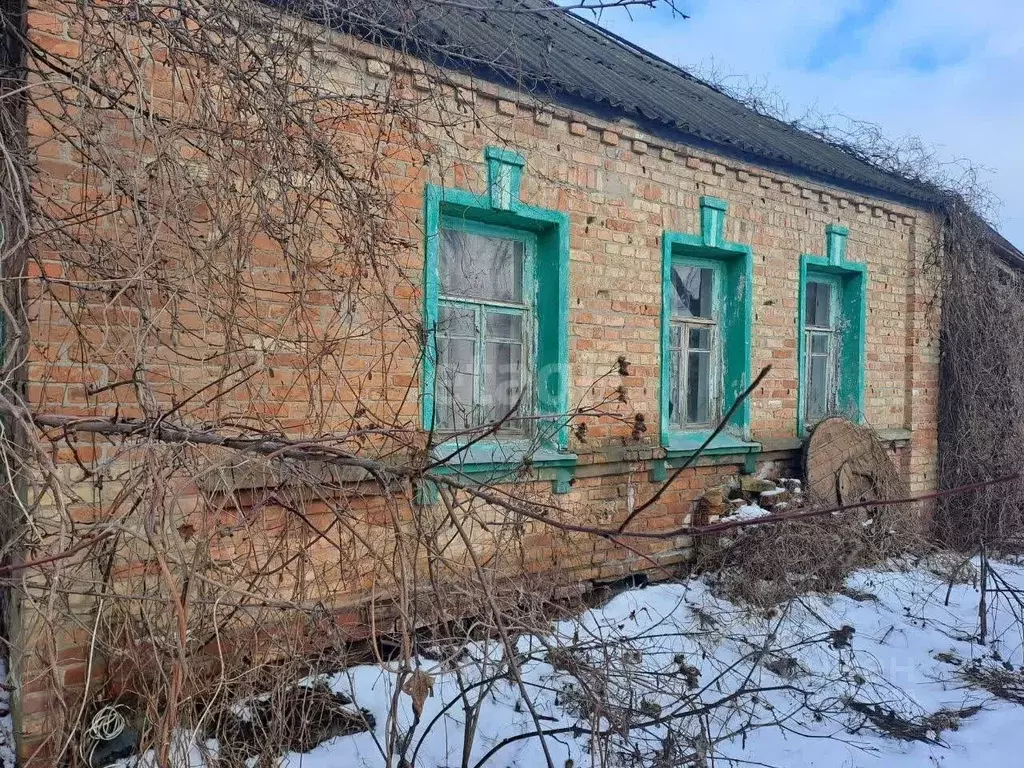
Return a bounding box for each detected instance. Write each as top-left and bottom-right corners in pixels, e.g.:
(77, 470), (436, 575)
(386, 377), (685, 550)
(592, 0), (1024, 245)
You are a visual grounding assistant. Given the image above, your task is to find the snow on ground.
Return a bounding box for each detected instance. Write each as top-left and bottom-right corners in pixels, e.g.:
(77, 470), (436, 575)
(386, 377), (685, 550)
(117, 557), (1024, 768)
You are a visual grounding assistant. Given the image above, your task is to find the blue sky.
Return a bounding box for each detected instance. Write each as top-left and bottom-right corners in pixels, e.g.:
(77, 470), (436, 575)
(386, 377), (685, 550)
(585, 0), (1024, 246)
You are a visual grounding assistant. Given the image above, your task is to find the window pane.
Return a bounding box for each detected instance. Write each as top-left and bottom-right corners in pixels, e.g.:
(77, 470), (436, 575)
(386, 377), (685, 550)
(668, 323), (682, 351)
(810, 332), (830, 356)
(805, 281), (833, 328)
(686, 350), (712, 424)
(436, 337), (476, 430)
(486, 311), (522, 341)
(438, 305), (476, 337)
(439, 229), (524, 303)
(484, 339), (523, 428)
(671, 265), (714, 318)
(806, 352), (830, 425)
(688, 327), (712, 351)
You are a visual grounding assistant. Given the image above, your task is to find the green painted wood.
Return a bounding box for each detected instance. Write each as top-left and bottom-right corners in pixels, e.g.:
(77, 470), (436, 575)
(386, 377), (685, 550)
(660, 196), (756, 457)
(554, 466), (573, 494)
(743, 451), (757, 474)
(429, 441), (576, 472)
(421, 146), (574, 480)
(700, 195), (728, 248)
(415, 479), (440, 507)
(485, 146), (525, 211)
(421, 185), (442, 432)
(664, 431), (759, 454)
(826, 224), (849, 265)
(659, 231), (673, 448)
(796, 225), (868, 436)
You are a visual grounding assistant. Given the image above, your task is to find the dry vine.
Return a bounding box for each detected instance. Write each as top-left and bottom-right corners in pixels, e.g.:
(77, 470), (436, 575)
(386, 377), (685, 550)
(0, 0), (688, 764)
(0, 1), (1018, 767)
(934, 199), (1024, 550)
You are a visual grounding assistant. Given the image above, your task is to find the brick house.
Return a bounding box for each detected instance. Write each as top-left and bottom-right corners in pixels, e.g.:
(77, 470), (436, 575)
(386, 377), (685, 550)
(3, 0), (1022, 762)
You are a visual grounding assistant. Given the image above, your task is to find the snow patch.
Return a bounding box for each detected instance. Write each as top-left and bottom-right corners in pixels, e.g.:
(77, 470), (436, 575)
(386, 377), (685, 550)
(731, 502), (771, 521)
(101, 558), (1024, 768)
(0, 658), (13, 768)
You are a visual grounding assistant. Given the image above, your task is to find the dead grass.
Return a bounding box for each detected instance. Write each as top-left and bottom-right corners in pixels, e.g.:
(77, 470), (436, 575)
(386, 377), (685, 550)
(699, 504), (927, 606)
(202, 680), (375, 766)
(847, 699), (982, 743)
(959, 661), (1024, 705)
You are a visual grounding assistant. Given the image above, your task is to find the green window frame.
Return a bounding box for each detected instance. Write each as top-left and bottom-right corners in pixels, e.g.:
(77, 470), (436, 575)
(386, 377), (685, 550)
(434, 218), (536, 435)
(421, 147), (574, 486)
(659, 197), (757, 463)
(797, 225), (867, 437)
(667, 256), (724, 430)
(802, 274), (841, 427)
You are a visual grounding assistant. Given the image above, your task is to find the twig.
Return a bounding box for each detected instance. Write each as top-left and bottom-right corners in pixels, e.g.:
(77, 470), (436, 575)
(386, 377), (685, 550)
(979, 541), (988, 646)
(618, 365), (770, 532)
(0, 531), (113, 577)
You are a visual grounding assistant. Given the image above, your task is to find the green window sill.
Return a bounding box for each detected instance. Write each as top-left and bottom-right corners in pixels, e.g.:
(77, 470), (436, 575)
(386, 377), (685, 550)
(417, 439), (578, 503)
(664, 430), (760, 457)
(651, 430), (761, 480)
(429, 439), (577, 470)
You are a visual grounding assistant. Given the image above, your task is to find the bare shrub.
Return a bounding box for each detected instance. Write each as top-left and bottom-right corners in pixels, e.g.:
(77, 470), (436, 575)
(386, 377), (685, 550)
(203, 679), (375, 765)
(935, 202), (1024, 550)
(959, 660), (1024, 705)
(0, 0), (649, 763)
(700, 507), (927, 606)
(0, 0), (1020, 765)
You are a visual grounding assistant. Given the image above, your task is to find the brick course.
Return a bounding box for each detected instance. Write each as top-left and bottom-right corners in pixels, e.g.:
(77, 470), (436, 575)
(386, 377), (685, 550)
(8, 2), (941, 761)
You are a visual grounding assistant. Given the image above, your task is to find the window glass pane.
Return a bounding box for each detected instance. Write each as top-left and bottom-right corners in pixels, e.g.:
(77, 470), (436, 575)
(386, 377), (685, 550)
(439, 229), (524, 303)
(668, 324), (682, 351)
(436, 337), (476, 430)
(484, 339), (523, 429)
(671, 265), (714, 318)
(686, 350), (712, 424)
(688, 327), (712, 351)
(810, 332), (830, 356)
(486, 311), (522, 341)
(805, 281), (833, 328)
(806, 352), (829, 425)
(438, 305), (476, 337)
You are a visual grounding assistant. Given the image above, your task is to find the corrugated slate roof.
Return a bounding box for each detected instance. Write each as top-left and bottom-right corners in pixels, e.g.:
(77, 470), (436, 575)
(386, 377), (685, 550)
(318, 0), (943, 205)
(285, 0), (1022, 261)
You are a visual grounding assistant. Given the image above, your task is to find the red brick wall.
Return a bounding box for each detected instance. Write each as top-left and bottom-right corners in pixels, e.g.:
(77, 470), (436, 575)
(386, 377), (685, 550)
(8, 2), (941, 761)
